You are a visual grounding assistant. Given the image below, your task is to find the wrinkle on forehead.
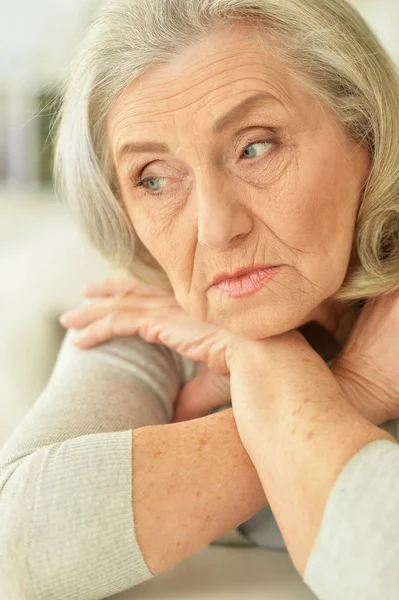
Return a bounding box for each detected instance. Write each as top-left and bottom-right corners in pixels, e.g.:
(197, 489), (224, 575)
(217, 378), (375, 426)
(112, 61), (293, 121)
(107, 22), (343, 183)
(107, 25), (301, 139)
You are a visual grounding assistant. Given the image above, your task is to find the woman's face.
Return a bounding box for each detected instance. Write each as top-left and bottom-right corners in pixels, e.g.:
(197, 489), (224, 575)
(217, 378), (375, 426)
(107, 22), (371, 340)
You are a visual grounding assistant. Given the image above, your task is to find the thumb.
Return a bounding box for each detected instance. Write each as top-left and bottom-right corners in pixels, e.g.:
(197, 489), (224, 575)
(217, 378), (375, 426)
(172, 367), (230, 422)
(172, 375), (210, 422)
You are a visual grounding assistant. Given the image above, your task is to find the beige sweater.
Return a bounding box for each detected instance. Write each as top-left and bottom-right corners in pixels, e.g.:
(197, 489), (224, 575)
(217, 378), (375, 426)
(0, 320), (398, 600)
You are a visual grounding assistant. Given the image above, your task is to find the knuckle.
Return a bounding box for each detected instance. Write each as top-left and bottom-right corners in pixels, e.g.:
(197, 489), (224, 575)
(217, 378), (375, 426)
(105, 309), (121, 328)
(103, 277), (114, 287)
(115, 290), (132, 303)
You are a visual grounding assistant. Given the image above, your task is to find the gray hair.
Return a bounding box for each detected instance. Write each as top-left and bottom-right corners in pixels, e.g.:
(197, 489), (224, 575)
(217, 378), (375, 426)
(54, 0), (399, 301)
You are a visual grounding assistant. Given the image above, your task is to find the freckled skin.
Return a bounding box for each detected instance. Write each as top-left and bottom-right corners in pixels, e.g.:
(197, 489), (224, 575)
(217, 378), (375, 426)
(107, 21), (371, 344)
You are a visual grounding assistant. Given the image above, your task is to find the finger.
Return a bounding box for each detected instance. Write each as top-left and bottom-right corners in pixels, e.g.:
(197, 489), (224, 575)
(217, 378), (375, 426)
(171, 406), (197, 422)
(172, 375), (225, 422)
(60, 295), (174, 329)
(81, 277), (171, 298)
(70, 300), (230, 375)
(70, 308), (144, 348)
(81, 275), (148, 296)
(172, 379), (202, 422)
(69, 301), (185, 348)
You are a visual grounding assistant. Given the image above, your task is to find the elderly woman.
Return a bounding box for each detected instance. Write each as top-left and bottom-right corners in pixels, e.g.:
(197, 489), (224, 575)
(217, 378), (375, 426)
(1, 0), (399, 598)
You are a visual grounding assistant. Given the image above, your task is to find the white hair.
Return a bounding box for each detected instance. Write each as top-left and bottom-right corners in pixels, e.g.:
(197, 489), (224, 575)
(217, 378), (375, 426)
(54, 0), (399, 301)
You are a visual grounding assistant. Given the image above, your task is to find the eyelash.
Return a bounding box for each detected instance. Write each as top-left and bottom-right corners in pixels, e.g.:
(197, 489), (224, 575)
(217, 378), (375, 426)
(133, 137), (276, 195)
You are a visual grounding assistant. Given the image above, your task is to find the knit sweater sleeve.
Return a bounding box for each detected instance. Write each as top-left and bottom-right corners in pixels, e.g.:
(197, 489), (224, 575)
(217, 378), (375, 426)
(0, 325), (187, 600)
(303, 423), (399, 600)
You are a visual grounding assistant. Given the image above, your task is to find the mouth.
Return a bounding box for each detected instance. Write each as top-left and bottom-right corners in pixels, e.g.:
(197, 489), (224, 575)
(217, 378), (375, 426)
(211, 264), (279, 286)
(211, 265), (281, 299)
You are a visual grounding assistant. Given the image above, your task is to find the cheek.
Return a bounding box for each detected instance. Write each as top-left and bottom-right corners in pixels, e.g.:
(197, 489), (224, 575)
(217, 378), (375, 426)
(273, 151), (355, 252)
(309, 164), (360, 254)
(130, 209), (194, 291)
(126, 205), (164, 257)
(255, 152), (356, 295)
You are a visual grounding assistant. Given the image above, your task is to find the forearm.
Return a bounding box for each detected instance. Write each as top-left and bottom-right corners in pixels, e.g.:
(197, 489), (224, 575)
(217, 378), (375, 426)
(229, 346), (398, 577)
(132, 407), (267, 575)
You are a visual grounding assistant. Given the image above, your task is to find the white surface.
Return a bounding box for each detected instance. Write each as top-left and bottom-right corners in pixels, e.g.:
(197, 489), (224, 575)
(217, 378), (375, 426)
(108, 544), (317, 600)
(0, 0), (101, 87)
(0, 0), (398, 89)
(351, 0), (399, 62)
(0, 188), (110, 446)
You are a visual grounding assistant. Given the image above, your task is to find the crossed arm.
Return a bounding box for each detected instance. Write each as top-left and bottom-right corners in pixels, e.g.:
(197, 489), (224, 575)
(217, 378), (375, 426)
(0, 332), (268, 599)
(0, 328), (397, 600)
(132, 408), (267, 574)
(133, 354), (397, 579)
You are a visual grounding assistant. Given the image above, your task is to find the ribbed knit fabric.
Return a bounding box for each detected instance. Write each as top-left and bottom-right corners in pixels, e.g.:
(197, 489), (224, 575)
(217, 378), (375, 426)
(303, 437), (399, 600)
(0, 324), (248, 600)
(0, 313), (398, 599)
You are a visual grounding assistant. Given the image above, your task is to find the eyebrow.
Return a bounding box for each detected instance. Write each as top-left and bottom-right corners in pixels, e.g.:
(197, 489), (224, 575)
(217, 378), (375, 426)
(116, 91), (284, 164)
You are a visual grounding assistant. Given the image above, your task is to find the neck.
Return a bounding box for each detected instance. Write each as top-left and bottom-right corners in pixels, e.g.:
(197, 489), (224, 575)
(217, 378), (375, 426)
(298, 299), (363, 362)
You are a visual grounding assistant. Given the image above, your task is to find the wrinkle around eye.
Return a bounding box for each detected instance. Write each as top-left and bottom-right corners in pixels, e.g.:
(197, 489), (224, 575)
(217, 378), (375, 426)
(129, 135), (286, 197)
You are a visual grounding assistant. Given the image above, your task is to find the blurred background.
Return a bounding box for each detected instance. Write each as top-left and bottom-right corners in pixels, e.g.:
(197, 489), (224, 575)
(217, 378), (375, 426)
(0, 0), (398, 447)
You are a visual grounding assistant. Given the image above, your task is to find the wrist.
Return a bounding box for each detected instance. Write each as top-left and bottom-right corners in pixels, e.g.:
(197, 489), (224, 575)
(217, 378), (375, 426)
(226, 339), (260, 374)
(226, 332), (258, 367)
(331, 357), (392, 426)
(226, 343), (283, 449)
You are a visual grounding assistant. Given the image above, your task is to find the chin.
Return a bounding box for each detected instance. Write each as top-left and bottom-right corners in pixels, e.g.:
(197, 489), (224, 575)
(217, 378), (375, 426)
(201, 288), (318, 340)
(214, 313), (300, 340)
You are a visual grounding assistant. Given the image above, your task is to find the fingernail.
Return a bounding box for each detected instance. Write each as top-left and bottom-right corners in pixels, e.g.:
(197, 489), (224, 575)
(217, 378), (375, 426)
(60, 309), (78, 321)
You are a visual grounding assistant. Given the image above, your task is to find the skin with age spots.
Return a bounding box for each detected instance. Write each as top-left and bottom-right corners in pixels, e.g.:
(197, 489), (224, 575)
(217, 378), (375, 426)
(107, 21), (371, 347)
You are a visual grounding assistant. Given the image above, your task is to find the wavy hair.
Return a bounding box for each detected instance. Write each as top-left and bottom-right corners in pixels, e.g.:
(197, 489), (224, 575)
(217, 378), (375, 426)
(54, 0), (399, 302)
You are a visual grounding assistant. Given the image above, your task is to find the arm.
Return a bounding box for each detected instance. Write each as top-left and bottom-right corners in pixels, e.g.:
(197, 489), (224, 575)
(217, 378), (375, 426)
(303, 438), (399, 600)
(228, 342), (398, 579)
(0, 328), (266, 600)
(132, 408), (266, 576)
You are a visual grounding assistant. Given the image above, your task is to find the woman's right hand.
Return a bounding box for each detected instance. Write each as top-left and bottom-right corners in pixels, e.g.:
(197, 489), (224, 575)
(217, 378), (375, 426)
(61, 275), (399, 427)
(60, 274), (245, 374)
(59, 275), (249, 421)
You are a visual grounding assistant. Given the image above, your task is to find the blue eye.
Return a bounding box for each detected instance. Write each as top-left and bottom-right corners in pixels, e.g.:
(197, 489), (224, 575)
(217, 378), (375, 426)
(135, 176), (168, 193)
(242, 139), (274, 159)
(134, 138), (275, 195)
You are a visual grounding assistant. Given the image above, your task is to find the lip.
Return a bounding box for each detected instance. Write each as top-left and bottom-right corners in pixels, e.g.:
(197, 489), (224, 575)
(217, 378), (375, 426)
(211, 264), (279, 286)
(212, 265), (281, 299)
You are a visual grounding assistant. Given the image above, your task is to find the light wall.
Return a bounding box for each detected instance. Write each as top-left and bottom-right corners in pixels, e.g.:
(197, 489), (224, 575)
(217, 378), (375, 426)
(0, 1), (398, 91)
(0, 0), (398, 187)
(0, 0), (101, 90)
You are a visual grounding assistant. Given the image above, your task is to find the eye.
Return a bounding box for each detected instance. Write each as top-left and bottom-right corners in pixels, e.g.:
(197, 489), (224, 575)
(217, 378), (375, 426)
(133, 138), (276, 195)
(134, 176), (168, 194)
(241, 139), (274, 160)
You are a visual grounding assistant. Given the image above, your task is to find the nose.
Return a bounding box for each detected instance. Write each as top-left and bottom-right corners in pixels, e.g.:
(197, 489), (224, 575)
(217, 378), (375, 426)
(196, 180), (253, 249)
